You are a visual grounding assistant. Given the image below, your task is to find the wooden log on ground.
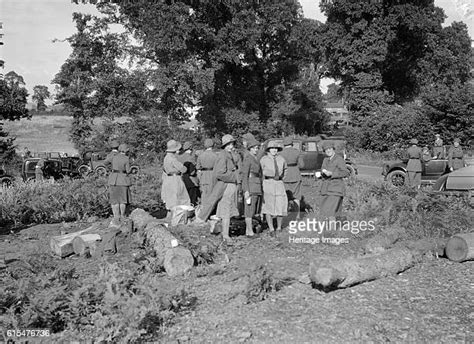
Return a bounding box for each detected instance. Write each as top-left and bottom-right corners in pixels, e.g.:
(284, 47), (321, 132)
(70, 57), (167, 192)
(310, 238), (448, 290)
(131, 209), (194, 276)
(50, 223), (100, 258)
(364, 225), (404, 254)
(446, 233), (474, 262)
(72, 234), (102, 256)
(163, 247), (195, 277)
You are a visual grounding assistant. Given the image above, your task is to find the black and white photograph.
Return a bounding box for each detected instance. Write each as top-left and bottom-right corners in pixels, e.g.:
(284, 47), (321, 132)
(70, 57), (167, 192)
(0, 0), (473, 342)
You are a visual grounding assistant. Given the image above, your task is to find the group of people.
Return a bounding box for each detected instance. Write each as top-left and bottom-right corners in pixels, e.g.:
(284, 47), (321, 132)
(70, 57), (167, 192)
(406, 134), (466, 187)
(160, 133), (349, 244)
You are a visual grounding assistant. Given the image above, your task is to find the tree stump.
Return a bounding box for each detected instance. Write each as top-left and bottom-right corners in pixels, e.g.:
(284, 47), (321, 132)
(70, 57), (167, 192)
(446, 233), (474, 262)
(72, 234), (102, 256)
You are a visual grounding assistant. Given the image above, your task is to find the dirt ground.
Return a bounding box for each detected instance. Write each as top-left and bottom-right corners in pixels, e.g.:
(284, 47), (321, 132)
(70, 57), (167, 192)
(1, 180), (473, 343)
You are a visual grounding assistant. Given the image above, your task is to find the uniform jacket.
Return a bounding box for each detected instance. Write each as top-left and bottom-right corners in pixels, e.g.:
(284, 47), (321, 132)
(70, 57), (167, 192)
(260, 154), (287, 180)
(280, 147), (303, 183)
(320, 154), (349, 197)
(214, 150), (240, 185)
(406, 145), (422, 172)
(196, 149), (217, 186)
(104, 150), (119, 170)
(241, 153), (262, 195)
(448, 146), (465, 169)
(107, 153), (131, 186)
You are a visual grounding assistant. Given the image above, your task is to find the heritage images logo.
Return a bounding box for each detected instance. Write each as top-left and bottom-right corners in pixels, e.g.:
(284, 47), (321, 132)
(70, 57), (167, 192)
(288, 218), (376, 235)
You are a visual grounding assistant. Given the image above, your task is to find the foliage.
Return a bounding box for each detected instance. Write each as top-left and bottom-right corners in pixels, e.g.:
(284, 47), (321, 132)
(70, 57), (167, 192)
(244, 265), (290, 303)
(0, 71), (30, 163)
(345, 103), (435, 151)
(0, 173), (165, 229)
(32, 85), (51, 111)
(0, 263), (197, 342)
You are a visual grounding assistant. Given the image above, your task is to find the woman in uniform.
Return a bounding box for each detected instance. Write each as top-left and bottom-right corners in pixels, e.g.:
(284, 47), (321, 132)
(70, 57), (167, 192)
(448, 138), (465, 171)
(406, 138), (422, 188)
(260, 141), (287, 236)
(107, 143), (132, 227)
(161, 140), (191, 220)
(241, 137), (262, 237)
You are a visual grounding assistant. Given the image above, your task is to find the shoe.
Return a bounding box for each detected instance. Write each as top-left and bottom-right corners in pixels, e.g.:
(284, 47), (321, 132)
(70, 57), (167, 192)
(269, 231), (276, 238)
(222, 237), (234, 245)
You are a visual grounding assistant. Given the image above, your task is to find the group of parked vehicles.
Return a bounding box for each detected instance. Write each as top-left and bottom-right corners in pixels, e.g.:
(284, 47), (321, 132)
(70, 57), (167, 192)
(0, 150), (140, 187)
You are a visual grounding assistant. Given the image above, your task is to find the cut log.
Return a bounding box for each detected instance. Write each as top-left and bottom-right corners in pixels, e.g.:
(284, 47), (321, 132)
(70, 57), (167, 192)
(446, 233), (474, 262)
(72, 234), (102, 256)
(130, 208), (158, 231)
(143, 221), (182, 265)
(310, 238), (448, 290)
(163, 247), (195, 277)
(50, 223), (100, 258)
(364, 225), (404, 254)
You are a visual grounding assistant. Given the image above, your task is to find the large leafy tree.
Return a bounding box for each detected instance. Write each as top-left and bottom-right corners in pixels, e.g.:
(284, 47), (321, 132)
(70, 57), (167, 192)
(32, 85), (51, 111)
(0, 71), (29, 162)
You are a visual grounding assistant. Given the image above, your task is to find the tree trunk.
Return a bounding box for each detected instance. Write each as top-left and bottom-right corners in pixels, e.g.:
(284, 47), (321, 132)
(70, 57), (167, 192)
(72, 234), (102, 256)
(130, 208), (194, 276)
(446, 233), (474, 262)
(50, 223), (100, 258)
(163, 247), (195, 277)
(310, 238), (447, 290)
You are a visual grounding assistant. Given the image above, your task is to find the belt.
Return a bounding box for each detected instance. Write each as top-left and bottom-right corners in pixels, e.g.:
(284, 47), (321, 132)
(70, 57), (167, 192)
(287, 163), (297, 167)
(112, 170), (126, 173)
(166, 172), (181, 176)
(452, 157), (462, 159)
(265, 176), (280, 180)
(199, 168), (213, 171)
(249, 172), (261, 178)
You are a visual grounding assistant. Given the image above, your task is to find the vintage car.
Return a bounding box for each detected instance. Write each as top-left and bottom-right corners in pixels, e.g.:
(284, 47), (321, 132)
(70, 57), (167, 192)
(21, 157), (64, 181)
(78, 151), (140, 176)
(262, 135), (358, 177)
(431, 165), (474, 197)
(382, 157), (451, 187)
(0, 166), (14, 187)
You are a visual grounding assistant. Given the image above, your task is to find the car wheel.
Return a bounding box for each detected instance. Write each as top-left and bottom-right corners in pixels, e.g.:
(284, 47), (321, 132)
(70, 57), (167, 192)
(387, 170), (407, 187)
(78, 165), (90, 176)
(1, 177), (12, 188)
(346, 164), (356, 177)
(130, 166), (139, 175)
(95, 166), (107, 177)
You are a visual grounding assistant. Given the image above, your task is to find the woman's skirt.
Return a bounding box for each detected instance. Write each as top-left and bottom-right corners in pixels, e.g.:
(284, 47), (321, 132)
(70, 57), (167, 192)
(261, 179), (287, 216)
(109, 185), (131, 205)
(161, 174), (191, 210)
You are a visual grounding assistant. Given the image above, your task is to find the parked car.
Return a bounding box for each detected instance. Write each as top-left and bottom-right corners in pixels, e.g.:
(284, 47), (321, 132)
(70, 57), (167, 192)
(21, 157), (64, 181)
(262, 135), (358, 177)
(431, 165), (474, 197)
(382, 157), (452, 187)
(78, 150), (140, 177)
(0, 166), (14, 187)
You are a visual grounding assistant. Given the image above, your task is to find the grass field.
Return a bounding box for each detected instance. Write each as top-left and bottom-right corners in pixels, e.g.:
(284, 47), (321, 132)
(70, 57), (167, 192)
(3, 115), (77, 155)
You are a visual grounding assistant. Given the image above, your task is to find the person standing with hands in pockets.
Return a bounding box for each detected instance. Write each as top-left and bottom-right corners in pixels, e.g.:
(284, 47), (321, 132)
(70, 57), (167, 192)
(319, 141), (349, 225)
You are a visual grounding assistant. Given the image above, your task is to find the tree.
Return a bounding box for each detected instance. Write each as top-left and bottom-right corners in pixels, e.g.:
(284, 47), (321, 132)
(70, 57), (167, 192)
(0, 71), (29, 162)
(32, 85), (51, 111)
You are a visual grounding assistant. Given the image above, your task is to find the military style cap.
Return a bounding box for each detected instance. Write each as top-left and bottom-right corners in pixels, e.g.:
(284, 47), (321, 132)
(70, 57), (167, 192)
(110, 140), (120, 149)
(182, 141), (193, 151)
(453, 138), (461, 143)
(118, 143), (129, 153)
(204, 138), (214, 148)
(166, 140), (182, 152)
(410, 138), (418, 145)
(266, 140), (283, 151)
(242, 133), (255, 142)
(322, 141), (335, 150)
(221, 134), (236, 148)
(283, 137), (293, 146)
(247, 138), (260, 149)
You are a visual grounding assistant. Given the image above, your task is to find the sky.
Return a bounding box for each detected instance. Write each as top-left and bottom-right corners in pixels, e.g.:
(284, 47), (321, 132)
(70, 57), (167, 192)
(0, 0), (472, 103)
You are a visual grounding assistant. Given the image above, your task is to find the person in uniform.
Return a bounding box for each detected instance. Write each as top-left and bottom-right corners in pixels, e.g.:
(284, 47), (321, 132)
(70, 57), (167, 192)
(106, 143), (132, 227)
(196, 138), (218, 207)
(406, 138), (422, 188)
(433, 134), (444, 159)
(177, 141), (200, 205)
(319, 141), (349, 222)
(35, 157), (45, 181)
(280, 137), (304, 220)
(161, 140), (190, 220)
(422, 146), (434, 162)
(241, 137), (263, 237)
(448, 138), (465, 171)
(104, 140), (120, 171)
(260, 140), (287, 236)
